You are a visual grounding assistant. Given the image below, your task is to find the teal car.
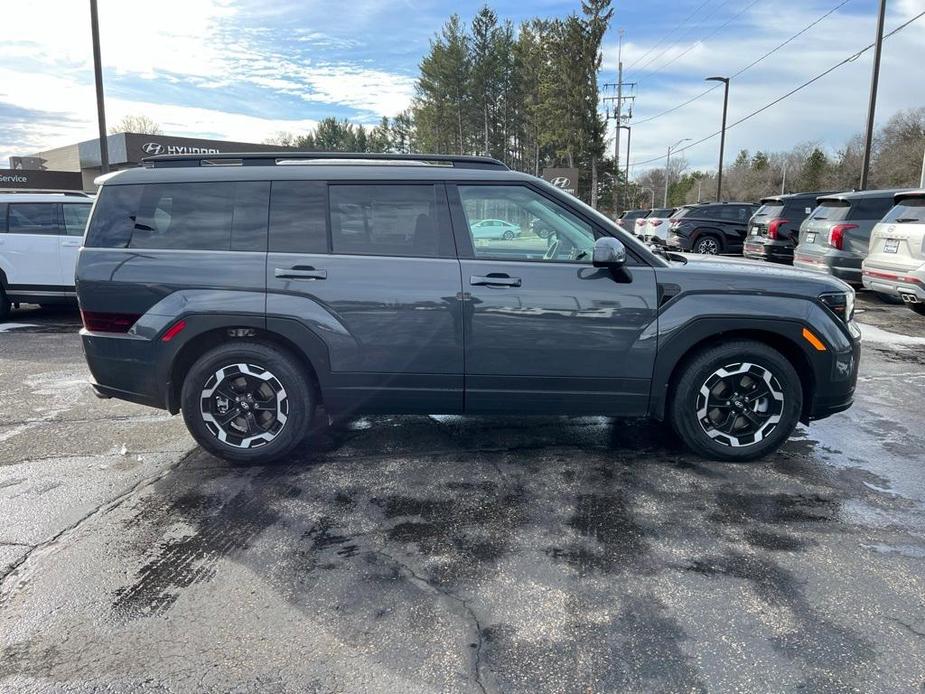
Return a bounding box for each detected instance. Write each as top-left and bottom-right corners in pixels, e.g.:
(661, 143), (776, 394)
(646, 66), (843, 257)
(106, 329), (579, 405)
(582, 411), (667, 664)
(471, 218), (521, 240)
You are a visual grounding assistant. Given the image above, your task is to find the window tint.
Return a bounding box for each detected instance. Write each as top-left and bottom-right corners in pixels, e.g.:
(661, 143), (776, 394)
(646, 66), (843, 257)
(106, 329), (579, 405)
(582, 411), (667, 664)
(848, 195), (895, 221)
(86, 182), (269, 250)
(754, 203), (785, 218)
(809, 201), (850, 222)
(881, 197), (925, 224)
(62, 203), (92, 237)
(329, 184), (451, 258)
(0, 204), (6, 233)
(8, 203), (62, 235)
(269, 181), (327, 253)
(458, 184), (598, 262)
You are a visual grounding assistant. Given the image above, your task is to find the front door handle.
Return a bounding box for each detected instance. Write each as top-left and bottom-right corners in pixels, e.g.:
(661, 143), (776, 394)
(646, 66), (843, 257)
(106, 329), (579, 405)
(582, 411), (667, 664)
(275, 266), (327, 280)
(470, 274), (521, 287)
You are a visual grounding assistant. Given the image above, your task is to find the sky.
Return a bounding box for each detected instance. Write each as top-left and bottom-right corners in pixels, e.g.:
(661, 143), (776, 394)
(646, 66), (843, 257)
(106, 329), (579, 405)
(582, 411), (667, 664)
(1, 0), (923, 175)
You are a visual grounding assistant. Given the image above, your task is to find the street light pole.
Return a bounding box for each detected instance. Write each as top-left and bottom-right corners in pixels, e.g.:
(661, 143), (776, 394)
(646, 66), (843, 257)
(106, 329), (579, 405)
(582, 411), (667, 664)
(619, 124), (631, 208)
(860, 0), (887, 190)
(706, 76), (729, 201)
(664, 138), (691, 208)
(89, 0), (109, 174)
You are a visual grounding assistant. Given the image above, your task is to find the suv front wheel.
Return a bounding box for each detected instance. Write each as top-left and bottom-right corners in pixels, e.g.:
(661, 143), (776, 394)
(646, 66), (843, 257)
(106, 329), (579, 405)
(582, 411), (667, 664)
(669, 340), (802, 461)
(181, 341), (314, 463)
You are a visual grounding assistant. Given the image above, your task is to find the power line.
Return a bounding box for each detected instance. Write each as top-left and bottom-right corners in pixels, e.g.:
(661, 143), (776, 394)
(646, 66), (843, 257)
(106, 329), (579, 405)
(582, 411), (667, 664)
(628, 9), (925, 167)
(632, 0), (853, 126)
(625, 0), (715, 72)
(633, 0), (735, 75)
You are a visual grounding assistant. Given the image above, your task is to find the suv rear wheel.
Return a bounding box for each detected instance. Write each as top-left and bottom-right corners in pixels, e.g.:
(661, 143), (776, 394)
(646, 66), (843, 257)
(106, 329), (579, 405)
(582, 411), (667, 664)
(181, 341), (313, 463)
(669, 340), (802, 461)
(693, 234), (722, 255)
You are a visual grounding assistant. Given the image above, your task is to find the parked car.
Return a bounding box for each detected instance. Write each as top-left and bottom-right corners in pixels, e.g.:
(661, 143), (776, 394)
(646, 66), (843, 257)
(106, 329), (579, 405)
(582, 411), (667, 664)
(641, 207), (676, 245)
(619, 208), (650, 236)
(471, 218), (521, 240)
(77, 152), (859, 464)
(0, 191), (94, 321)
(666, 201), (760, 255)
(793, 189), (904, 285)
(743, 191), (836, 264)
(861, 189), (925, 315)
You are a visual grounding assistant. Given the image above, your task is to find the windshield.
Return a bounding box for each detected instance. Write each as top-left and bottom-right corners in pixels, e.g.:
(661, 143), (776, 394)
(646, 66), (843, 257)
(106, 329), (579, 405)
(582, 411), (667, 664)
(881, 197), (925, 223)
(809, 200), (850, 222)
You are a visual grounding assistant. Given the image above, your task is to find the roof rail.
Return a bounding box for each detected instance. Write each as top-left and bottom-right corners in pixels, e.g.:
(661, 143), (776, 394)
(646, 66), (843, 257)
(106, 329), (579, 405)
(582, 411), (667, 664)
(0, 189), (92, 197)
(142, 151), (509, 170)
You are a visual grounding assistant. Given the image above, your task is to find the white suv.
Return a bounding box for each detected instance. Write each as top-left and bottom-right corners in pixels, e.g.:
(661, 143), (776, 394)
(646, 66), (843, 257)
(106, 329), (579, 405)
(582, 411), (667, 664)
(0, 192), (94, 321)
(862, 189), (925, 316)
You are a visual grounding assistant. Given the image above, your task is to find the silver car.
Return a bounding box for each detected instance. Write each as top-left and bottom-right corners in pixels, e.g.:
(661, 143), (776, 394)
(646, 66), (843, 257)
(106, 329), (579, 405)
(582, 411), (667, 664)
(793, 189), (904, 286)
(862, 189), (925, 316)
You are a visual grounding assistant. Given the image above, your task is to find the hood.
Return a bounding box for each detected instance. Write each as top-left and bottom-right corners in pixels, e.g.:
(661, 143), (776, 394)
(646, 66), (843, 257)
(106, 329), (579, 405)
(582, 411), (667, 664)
(658, 255), (852, 297)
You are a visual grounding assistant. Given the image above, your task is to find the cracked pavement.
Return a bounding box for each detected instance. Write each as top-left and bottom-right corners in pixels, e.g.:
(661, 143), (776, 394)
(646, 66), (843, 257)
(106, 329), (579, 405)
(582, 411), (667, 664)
(1, 297), (925, 693)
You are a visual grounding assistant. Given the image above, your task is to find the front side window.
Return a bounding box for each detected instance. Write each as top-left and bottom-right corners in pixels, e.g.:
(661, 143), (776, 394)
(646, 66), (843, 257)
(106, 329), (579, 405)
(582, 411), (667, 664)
(85, 182), (269, 251)
(329, 184), (451, 258)
(63, 204), (92, 237)
(8, 203), (62, 235)
(458, 184), (597, 262)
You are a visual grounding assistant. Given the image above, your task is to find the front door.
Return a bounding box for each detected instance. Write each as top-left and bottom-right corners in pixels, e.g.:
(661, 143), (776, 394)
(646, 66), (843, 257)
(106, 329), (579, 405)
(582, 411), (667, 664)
(265, 180), (464, 414)
(451, 183), (659, 415)
(59, 203), (91, 288)
(3, 202), (62, 290)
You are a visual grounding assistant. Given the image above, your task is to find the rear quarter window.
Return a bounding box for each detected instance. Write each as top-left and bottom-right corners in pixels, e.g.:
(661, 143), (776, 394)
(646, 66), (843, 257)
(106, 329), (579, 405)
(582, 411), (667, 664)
(86, 182), (270, 251)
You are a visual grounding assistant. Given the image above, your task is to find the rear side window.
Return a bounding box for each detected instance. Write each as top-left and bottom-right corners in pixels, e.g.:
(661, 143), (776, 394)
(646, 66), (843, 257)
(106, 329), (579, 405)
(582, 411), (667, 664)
(329, 184), (452, 258)
(882, 197), (925, 224)
(269, 181), (327, 253)
(86, 182), (269, 251)
(848, 195), (894, 221)
(810, 201), (850, 222)
(8, 203), (62, 235)
(62, 204), (92, 237)
(0, 204), (6, 232)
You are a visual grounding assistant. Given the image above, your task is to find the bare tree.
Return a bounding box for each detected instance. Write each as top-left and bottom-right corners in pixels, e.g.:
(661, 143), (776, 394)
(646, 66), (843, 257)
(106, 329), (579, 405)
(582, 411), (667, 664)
(263, 131), (299, 147)
(109, 115), (162, 135)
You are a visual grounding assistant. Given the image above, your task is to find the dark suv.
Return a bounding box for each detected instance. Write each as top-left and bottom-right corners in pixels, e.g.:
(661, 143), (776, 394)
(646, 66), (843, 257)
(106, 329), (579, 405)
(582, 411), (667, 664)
(742, 191), (835, 265)
(77, 153), (860, 464)
(667, 201), (760, 255)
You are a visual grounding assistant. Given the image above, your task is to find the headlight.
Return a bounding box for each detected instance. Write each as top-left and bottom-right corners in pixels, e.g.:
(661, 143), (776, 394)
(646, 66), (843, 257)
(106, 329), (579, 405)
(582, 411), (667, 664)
(819, 290), (855, 323)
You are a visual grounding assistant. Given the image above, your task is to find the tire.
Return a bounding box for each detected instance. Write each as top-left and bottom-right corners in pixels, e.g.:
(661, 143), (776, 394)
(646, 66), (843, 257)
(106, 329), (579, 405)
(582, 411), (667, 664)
(909, 303), (925, 316)
(180, 341), (314, 464)
(0, 287), (10, 322)
(669, 340), (803, 462)
(502, 230), (515, 240)
(875, 292), (903, 305)
(693, 235), (722, 255)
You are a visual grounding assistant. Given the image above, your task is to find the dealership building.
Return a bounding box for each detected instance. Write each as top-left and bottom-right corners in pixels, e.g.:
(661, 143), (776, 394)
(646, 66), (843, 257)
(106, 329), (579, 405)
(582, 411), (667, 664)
(6, 133), (294, 191)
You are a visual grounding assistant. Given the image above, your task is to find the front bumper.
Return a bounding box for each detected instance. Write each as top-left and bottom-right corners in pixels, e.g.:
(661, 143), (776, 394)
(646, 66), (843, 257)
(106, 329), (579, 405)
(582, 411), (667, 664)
(807, 320), (861, 422)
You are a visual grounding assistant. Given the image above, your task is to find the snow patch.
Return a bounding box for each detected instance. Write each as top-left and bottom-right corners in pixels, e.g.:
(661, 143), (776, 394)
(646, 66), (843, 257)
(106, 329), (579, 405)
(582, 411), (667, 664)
(859, 323), (925, 347)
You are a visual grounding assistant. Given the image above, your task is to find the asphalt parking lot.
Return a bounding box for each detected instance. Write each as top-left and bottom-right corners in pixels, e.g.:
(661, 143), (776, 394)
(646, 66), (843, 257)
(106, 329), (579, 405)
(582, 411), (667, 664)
(1, 295), (925, 693)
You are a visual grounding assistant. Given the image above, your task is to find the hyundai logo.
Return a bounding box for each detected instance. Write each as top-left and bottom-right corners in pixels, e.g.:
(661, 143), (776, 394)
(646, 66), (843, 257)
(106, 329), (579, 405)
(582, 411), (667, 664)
(550, 176), (571, 188)
(141, 142), (164, 155)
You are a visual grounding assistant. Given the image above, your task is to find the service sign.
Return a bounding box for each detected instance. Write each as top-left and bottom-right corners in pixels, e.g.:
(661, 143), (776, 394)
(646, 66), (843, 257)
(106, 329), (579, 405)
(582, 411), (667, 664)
(542, 168), (579, 196)
(0, 168), (83, 191)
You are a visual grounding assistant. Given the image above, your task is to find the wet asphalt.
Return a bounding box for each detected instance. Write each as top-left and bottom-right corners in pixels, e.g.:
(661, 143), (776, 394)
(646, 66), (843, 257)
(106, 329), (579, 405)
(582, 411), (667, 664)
(1, 295), (924, 693)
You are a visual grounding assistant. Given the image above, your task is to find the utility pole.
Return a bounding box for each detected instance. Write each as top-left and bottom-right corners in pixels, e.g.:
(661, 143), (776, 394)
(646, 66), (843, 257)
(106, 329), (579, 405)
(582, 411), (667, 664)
(781, 162), (788, 194)
(860, 0), (887, 190)
(621, 125), (631, 190)
(603, 29), (635, 218)
(706, 76), (730, 201)
(920, 145), (925, 188)
(89, 0), (109, 174)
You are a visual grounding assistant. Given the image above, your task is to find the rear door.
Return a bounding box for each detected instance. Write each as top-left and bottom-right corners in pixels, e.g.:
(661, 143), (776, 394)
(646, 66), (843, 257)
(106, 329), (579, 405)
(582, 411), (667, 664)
(450, 182), (658, 415)
(718, 204), (752, 250)
(60, 203), (92, 287)
(844, 195), (895, 257)
(265, 180), (464, 414)
(3, 202), (63, 291)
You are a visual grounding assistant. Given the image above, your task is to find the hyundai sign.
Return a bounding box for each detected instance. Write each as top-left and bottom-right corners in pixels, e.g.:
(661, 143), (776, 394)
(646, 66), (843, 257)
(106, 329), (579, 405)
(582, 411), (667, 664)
(542, 168), (579, 196)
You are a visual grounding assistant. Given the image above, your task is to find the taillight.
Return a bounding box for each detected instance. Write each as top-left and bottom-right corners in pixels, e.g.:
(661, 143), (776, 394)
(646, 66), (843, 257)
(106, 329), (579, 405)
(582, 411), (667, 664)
(766, 218), (789, 240)
(636, 219), (646, 226)
(828, 223), (857, 250)
(80, 310), (141, 333)
(651, 219), (663, 226)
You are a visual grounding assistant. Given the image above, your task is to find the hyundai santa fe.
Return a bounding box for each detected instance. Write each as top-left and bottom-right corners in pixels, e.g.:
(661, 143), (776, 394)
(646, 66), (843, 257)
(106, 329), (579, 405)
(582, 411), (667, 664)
(76, 152), (861, 464)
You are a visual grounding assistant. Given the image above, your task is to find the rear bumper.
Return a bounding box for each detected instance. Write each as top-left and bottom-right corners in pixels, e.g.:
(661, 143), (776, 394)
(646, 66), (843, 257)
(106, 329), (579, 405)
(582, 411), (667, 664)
(743, 239), (794, 263)
(81, 329), (169, 411)
(794, 253), (863, 285)
(861, 268), (925, 301)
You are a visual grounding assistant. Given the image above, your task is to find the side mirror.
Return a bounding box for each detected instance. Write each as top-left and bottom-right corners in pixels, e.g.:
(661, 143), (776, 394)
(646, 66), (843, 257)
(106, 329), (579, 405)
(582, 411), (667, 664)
(592, 237), (627, 268)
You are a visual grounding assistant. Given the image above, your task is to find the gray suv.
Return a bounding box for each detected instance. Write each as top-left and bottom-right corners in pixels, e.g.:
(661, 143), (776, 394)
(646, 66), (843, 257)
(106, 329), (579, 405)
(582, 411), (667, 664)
(76, 153), (860, 464)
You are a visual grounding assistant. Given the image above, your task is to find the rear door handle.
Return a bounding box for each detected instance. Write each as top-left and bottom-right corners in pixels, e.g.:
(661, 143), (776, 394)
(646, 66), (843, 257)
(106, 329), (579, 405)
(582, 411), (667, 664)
(274, 266), (327, 280)
(470, 274), (521, 287)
